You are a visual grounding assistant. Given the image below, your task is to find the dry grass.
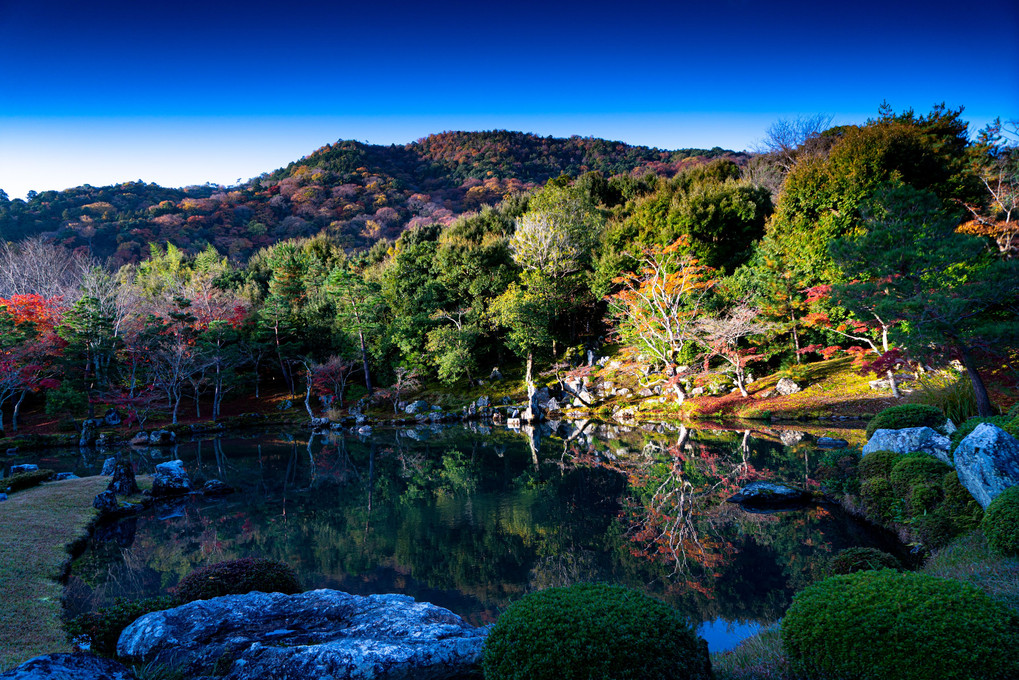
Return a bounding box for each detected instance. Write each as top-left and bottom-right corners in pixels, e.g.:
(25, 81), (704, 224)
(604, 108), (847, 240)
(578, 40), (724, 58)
(710, 626), (793, 680)
(922, 531), (1019, 612)
(0, 475), (108, 671)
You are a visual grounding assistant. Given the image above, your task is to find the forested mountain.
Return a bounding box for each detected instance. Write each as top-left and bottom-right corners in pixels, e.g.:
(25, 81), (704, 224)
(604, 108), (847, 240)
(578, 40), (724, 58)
(0, 131), (744, 265)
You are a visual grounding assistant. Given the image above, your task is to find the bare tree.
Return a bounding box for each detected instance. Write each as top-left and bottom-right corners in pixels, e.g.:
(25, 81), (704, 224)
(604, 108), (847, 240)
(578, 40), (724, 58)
(756, 113), (835, 172)
(695, 302), (771, 397)
(0, 237), (94, 300)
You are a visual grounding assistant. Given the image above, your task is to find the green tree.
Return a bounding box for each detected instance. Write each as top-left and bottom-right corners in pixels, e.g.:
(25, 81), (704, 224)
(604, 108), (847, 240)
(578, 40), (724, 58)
(830, 185), (1019, 416)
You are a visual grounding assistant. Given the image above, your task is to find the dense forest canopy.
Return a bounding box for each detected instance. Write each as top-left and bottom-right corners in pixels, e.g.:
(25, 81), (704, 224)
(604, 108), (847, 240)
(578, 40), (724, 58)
(0, 109), (1015, 430)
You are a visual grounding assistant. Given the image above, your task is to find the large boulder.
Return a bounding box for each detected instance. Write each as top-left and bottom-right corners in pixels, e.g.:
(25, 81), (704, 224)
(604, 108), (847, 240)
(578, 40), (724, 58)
(404, 400), (431, 415)
(150, 459), (193, 497)
(862, 427), (952, 465)
(0, 653), (136, 679)
(953, 424), (1019, 509)
(118, 589), (489, 680)
(148, 430), (176, 446)
(103, 409), (122, 427)
(775, 378), (802, 396)
(79, 420), (99, 448)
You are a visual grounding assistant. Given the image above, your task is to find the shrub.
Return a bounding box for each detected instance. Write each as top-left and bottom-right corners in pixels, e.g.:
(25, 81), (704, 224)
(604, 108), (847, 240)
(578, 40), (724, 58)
(908, 482), (943, 514)
(860, 477), (896, 522)
(950, 415), (1018, 452)
(482, 583), (711, 680)
(889, 454), (950, 495)
(859, 449), (898, 480)
(826, 547), (901, 575)
(174, 558), (301, 603)
(4, 468), (54, 493)
(866, 404), (945, 439)
(781, 570), (1019, 680)
(983, 485), (1019, 557)
(66, 596), (175, 656)
(815, 448), (861, 495)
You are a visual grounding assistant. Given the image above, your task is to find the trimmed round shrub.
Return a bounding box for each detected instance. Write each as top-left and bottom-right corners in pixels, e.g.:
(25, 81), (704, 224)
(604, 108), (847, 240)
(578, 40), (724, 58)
(908, 482), (943, 514)
(782, 570), (1019, 680)
(482, 583), (711, 680)
(65, 596), (175, 656)
(889, 454), (950, 495)
(859, 449), (898, 480)
(4, 468), (55, 492)
(826, 546), (901, 575)
(860, 477), (896, 522)
(174, 558), (301, 603)
(983, 485), (1019, 557)
(866, 404), (945, 439)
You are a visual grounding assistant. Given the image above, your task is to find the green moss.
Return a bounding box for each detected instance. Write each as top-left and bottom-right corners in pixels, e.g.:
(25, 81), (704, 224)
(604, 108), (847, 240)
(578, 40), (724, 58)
(781, 570), (1019, 680)
(908, 482), (943, 514)
(482, 583), (711, 680)
(983, 486), (1019, 557)
(889, 454), (950, 495)
(861, 477), (896, 522)
(866, 404), (945, 439)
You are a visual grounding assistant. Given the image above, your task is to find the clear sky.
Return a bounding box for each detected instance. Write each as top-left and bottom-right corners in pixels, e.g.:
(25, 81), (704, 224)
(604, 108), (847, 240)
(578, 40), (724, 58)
(1, 0), (1017, 199)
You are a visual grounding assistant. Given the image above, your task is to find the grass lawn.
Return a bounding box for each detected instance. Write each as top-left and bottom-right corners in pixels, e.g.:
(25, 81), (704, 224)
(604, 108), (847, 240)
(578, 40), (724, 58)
(0, 475), (108, 671)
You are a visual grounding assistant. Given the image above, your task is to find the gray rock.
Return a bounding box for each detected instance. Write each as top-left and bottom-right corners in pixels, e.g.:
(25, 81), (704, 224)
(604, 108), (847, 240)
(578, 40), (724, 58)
(357, 425), (373, 436)
(310, 417), (331, 431)
(0, 653), (137, 679)
(9, 463), (38, 475)
(117, 589), (488, 680)
(543, 397), (560, 413)
(404, 400), (431, 415)
(201, 479), (235, 496)
(775, 378), (802, 396)
(103, 409), (122, 426)
(728, 481), (809, 507)
(816, 437), (849, 449)
(942, 418), (957, 436)
(862, 427), (952, 465)
(0, 493), (6, 502)
(101, 457), (117, 475)
(151, 460), (193, 497)
(148, 430), (176, 446)
(128, 432), (149, 446)
(93, 490), (120, 515)
(637, 388), (654, 398)
(489, 368), (503, 381)
(107, 458), (139, 496)
(55, 472), (78, 481)
(954, 424), (1019, 509)
(475, 395), (490, 410)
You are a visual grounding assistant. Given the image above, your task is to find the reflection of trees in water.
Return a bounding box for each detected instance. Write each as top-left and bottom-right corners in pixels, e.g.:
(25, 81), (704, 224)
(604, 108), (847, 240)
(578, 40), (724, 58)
(69, 426), (888, 630)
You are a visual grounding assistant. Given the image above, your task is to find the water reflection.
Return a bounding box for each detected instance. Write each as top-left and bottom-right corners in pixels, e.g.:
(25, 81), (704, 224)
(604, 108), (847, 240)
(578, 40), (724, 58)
(63, 422), (893, 650)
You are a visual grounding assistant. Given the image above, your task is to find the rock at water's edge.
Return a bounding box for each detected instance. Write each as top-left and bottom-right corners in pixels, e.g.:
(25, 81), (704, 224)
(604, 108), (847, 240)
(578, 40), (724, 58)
(0, 653), (137, 680)
(117, 589), (488, 680)
(728, 481), (810, 508)
(150, 459), (192, 497)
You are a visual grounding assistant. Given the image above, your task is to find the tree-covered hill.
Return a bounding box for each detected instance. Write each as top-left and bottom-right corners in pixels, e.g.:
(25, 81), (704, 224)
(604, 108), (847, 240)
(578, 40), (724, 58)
(0, 131), (745, 265)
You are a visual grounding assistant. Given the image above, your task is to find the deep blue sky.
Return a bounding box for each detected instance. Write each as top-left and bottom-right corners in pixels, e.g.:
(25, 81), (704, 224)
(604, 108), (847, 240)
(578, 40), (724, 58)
(1, 0), (1016, 198)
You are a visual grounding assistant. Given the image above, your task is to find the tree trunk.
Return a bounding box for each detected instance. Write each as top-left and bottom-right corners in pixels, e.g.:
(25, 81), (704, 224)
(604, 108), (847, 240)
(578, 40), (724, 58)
(358, 329), (373, 395)
(304, 366), (314, 418)
(956, 344), (994, 416)
(881, 327), (900, 398)
(525, 352), (533, 389)
(12, 390), (27, 432)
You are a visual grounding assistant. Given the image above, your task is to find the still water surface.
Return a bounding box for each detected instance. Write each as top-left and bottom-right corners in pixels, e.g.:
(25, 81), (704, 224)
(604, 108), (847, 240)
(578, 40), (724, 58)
(55, 422), (892, 651)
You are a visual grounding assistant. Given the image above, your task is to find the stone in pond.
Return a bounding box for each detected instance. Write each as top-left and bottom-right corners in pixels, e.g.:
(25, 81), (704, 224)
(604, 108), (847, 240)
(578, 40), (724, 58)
(117, 589), (489, 680)
(816, 437), (849, 448)
(728, 481), (810, 508)
(151, 460), (193, 497)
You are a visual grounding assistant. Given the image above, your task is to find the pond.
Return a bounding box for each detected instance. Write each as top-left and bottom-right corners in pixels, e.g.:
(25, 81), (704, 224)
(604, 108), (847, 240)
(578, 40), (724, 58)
(47, 421), (895, 652)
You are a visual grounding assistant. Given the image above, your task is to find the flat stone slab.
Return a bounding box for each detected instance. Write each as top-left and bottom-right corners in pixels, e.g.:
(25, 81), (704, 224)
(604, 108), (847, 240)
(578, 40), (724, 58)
(118, 589), (488, 680)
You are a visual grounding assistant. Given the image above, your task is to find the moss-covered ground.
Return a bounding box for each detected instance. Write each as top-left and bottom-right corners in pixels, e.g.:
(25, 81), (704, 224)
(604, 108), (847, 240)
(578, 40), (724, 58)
(0, 475), (109, 670)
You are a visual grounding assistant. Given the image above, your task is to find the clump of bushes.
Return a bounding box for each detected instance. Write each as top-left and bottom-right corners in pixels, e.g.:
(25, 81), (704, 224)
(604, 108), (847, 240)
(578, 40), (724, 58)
(857, 448), (982, 547)
(983, 485), (1019, 557)
(782, 570), (1019, 680)
(482, 583), (711, 680)
(3, 468), (54, 493)
(815, 448), (860, 495)
(174, 558), (301, 603)
(866, 404), (945, 439)
(826, 547), (901, 576)
(66, 596), (175, 656)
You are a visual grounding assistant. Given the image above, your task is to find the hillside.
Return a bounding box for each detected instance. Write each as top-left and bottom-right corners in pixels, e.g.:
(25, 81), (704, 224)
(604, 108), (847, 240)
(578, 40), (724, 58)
(0, 132), (745, 264)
